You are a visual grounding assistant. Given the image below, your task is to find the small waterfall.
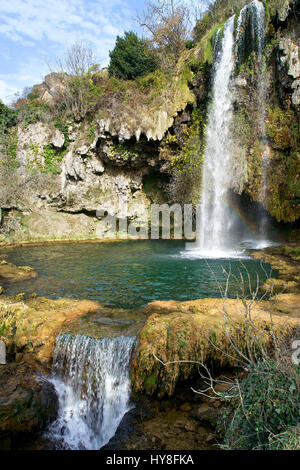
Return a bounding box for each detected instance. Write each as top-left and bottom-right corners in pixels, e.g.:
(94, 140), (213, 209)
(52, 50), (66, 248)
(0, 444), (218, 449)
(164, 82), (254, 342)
(191, 15), (238, 258)
(47, 334), (135, 450)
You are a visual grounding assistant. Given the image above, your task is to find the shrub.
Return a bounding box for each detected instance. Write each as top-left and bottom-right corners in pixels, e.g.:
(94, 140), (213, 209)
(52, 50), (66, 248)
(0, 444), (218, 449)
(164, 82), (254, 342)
(221, 359), (300, 450)
(109, 31), (157, 81)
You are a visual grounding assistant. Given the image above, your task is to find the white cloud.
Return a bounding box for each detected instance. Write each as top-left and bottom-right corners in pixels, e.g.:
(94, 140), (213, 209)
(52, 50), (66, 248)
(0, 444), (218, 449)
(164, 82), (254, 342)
(0, 0), (136, 101)
(0, 0), (132, 54)
(0, 80), (19, 104)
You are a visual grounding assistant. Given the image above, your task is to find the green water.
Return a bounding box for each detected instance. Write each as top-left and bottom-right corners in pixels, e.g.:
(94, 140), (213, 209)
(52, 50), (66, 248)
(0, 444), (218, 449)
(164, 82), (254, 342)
(2, 240), (274, 309)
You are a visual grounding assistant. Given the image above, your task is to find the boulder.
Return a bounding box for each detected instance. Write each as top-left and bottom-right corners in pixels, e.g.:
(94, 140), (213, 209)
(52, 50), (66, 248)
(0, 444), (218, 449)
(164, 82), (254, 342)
(0, 363), (58, 449)
(51, 129), (65, 148)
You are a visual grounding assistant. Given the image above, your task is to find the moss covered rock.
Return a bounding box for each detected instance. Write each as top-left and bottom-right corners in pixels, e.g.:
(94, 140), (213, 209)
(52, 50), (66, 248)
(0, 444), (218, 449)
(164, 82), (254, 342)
(0, 260), (37, 283)
(0, 295), (100, 367)
(131, 296), (300, 397)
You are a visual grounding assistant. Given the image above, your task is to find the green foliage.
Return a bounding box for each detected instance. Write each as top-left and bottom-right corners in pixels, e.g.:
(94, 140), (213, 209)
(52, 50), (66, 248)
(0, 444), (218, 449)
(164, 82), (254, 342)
(0, 102), (19, 172)
(185, 40), (195, 50)
(174, 107), (205, 177)
(233, 110), (251, 146)
(109, 31), (157, 81)
(108, 141), (139, 161)
(266, 106), (300, 151)
(0, 101), (16, 131)
(269, 425), (300, 450)
(193, 0), (249, 42)
(221, 360), (300, 450)
(28, 142), (66, 175)
(137, 69), (168, 91)
(41, 145), (64, 175)
(17, 101), (50, 127)
(167, 106), (207, 205)
(198, 22), (224, 65)
(88, 123), (97, 140)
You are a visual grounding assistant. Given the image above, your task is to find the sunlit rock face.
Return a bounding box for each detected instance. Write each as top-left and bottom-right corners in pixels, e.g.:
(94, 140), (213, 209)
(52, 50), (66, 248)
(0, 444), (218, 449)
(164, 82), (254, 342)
(2, 1), (299, 244)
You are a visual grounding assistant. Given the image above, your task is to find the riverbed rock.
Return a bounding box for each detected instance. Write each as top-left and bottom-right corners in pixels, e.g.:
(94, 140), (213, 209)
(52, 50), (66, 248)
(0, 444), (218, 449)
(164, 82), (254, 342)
(0, 363), (58, 450)
(104, 396), (216, 451)
(251, 244), (300, 290)
(190, 404), (220, 428)
(0, 261), (38, 283)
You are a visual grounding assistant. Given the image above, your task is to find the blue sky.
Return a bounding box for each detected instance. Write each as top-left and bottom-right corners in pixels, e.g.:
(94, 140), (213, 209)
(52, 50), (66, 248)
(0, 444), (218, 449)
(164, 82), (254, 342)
(0, 0), (148, 103)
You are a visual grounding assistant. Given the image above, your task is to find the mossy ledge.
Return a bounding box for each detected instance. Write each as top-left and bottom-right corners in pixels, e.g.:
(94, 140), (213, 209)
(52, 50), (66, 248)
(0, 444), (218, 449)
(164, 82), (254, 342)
(0, 293), (100, 368)
(131, 295), (300, 397)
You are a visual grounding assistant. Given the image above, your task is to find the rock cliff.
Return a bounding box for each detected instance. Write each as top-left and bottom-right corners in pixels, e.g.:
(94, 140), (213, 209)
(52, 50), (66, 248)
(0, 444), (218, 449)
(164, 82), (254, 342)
(0, 0), (299, 243)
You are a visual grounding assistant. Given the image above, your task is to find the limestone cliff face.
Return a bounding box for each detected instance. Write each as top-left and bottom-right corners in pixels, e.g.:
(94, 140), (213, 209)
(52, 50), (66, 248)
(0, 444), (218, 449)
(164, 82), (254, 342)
(12, 120), (164, 241)
(1, 0), (299, 243)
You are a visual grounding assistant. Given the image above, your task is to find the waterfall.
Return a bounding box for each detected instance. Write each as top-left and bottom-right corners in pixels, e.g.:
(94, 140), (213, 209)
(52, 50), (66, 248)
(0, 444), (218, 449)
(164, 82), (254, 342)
(185, 1), (271, 258)
(47, 334), (135, 450)
(236, 0), (269, 241)
(189, 15), (238, 258)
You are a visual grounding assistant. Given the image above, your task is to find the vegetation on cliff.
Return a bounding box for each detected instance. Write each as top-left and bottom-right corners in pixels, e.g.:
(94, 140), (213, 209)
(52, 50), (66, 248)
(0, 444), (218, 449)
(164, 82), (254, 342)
(0, 0), (299, 238)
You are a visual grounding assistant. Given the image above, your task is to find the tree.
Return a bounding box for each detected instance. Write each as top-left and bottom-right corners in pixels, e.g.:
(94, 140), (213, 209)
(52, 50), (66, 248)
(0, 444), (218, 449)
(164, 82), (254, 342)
(136, 0), (193, 69)
(108, 31), (157, 80)
(49, 41), (100, 120)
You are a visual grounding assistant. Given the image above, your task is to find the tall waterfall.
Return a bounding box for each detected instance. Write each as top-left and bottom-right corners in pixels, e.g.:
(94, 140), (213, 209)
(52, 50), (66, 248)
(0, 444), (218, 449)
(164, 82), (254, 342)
(193, 15), (238, 257)
(185, 1), (270, 258)
(47, 334), (135, 450)
(236, 0), (269, 241)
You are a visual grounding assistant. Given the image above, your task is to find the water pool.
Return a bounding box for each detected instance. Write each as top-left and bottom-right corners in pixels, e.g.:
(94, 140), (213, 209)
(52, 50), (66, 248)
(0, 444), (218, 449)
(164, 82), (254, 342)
(1, 240), (274, 309)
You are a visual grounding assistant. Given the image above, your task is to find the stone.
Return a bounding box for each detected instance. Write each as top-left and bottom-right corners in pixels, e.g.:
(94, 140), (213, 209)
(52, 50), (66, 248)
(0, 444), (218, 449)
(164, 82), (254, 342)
(76, 145), (90, 156)
(0, 286), (3, 295)
(206, 433), (216, 444)
(132, 295), (300, 397)
(0, 363), (58, 449)
(278, 38), (300, 80)
(0, 261), (37, 283)
(190, 405), (220, 428)
(235, 77), (247, 88)
(292, 79), (300, 107)
(51, 129), (65, 148)
(0, 295), (100, 366)
(89, 157), (105, 175)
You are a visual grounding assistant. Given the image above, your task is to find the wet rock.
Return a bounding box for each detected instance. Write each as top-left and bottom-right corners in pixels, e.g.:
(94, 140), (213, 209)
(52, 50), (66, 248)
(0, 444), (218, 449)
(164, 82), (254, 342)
(189, 404), (220, 428)
(0, 363), (58, 449)
(0, 261), (37, 284)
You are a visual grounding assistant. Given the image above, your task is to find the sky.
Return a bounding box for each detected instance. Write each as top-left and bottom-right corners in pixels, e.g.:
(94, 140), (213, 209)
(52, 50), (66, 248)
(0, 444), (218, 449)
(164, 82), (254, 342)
(0, 0), (147, 104)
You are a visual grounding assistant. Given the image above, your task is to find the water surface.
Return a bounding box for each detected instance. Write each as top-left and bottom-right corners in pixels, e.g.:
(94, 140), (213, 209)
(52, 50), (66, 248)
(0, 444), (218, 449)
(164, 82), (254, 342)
(2, 240), (274, 309)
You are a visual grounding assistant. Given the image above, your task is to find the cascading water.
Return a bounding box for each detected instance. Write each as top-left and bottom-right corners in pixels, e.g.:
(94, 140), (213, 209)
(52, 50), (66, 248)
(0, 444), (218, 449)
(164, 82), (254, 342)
(188, 15), (238, 258)
(46, 334), (135, 450)
(186, 1), (272, 259)
(236, 0), (270, 243)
